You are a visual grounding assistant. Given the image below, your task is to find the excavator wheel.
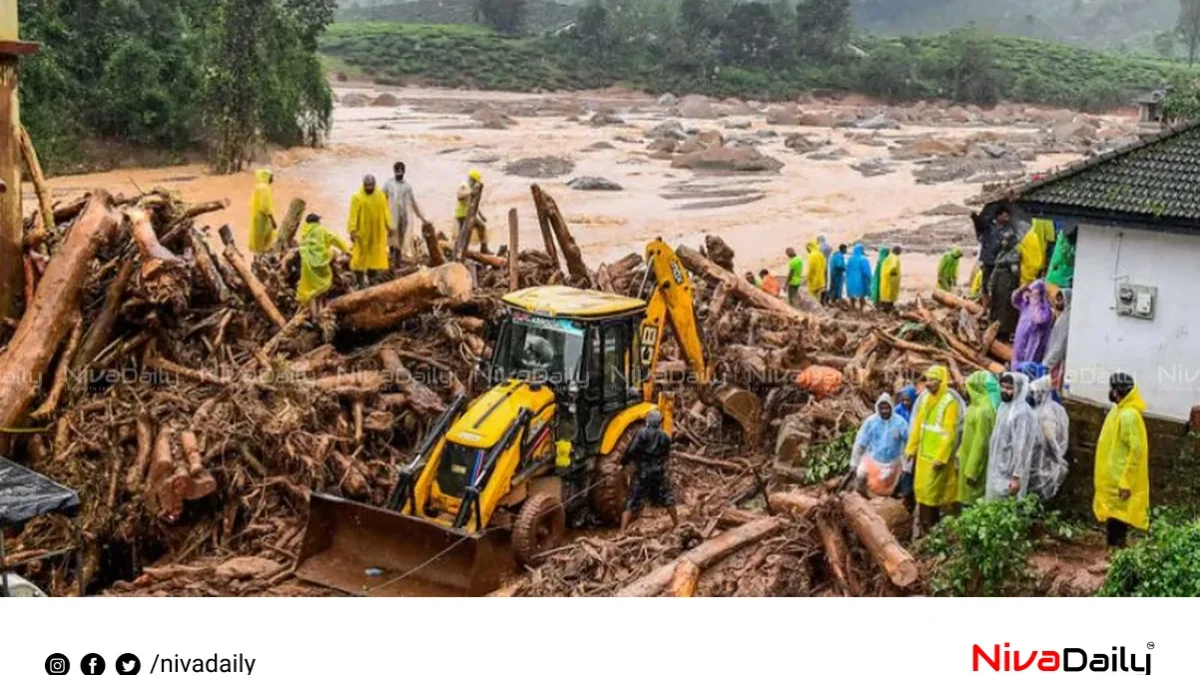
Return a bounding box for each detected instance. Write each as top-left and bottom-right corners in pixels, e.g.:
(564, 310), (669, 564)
(590, 422), (642, 524)
(513, 492), (566, 566)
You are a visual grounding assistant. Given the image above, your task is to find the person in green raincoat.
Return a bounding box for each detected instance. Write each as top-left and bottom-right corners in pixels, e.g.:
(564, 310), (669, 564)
(249, 169), (278, 255)
(937, 247), (963, 291)
(903, 365), (963, 534)
(1094, 372), (1150, 548)
(347, 174), (393, 287)
(1046, 227), (1076, 292)
(958, 371), (997, 505)
(297, 213), (349, 314)
(870, 247), (890, 305)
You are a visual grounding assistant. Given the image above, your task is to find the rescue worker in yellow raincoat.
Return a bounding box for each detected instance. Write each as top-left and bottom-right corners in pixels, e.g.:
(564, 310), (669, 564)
(347, 174), (392, 287)
(296, 213), (349, 315)
(249, 169), (278, 255)
(904, 365), (963, 535)
(878, 245), (902, 311)
(455, 169), (489, 254)
(805, 240), (827, 300)
(1017, 228), (1045, 286)
(1094, 372), (1150, 548)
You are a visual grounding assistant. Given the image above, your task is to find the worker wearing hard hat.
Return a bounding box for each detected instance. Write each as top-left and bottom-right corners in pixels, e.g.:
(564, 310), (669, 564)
(455, 169), (490, 254)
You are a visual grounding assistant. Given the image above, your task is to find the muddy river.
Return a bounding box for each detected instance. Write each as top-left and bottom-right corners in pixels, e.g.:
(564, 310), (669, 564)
(31, 85), (1091, 295)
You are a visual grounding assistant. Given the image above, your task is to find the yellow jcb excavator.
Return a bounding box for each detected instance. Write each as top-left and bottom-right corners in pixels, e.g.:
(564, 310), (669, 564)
(296, 240), (761, 596)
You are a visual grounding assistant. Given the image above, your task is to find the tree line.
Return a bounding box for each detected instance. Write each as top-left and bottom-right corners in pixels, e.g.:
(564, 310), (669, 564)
(19, 0), (335, 174)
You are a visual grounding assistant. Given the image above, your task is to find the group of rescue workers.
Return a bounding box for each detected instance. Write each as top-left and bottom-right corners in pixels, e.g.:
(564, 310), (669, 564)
(750, 236), (904, 312)
(246, 163), (490, 317)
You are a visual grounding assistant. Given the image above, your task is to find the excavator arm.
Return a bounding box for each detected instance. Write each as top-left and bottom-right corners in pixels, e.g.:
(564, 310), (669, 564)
(638, 239), (762, 449)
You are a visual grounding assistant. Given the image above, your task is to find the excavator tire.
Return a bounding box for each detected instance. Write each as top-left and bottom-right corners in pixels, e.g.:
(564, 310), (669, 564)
(590, 422), (643, 524)
(513, 492), (566, 566)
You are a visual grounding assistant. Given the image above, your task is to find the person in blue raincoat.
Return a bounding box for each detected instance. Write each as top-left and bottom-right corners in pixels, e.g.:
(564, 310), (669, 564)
(851, 393), (910, 496)
(827, 244), (848, 306)
(894, 385), (918, 422)
(845, 244), (872, 311)
(892, 384), (920, 506)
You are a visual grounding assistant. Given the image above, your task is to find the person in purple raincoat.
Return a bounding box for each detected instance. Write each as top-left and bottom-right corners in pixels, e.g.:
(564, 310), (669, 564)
(1010, 279), (1054, 370)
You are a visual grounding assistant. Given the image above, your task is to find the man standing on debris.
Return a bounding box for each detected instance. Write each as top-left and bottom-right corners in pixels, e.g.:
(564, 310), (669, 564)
(621, 408), (679, 530)
(248, 169), (278, 257)
(870, 246), (889, 306)
(878, 245), (902, 311)
(1028, 376), (1069, 501)
(348, 174), (393, 287)
(296, 213), (349, 316)
(805, 240), (827, 301)
(828, 244), (847, 306)
(851, 394), (909, 496)
(846, 244), (871, 311)
(958, 371), (997, 506)
(973, 204), (1015, 304)
(786, 247), (804, 306)
(985, 372), (1036, 501)
(937, 246), (962, 291)
(1094, 372), (1149, 548)
(456, 169), (490, 254)
(382, 161), (432, 266)
(904, 365), (963, 534)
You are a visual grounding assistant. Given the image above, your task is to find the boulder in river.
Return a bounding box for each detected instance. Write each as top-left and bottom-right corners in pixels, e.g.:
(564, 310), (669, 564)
(658, 93), (678, 107)
(647, 120), (688, 140)
(766, 106), (802, 126)
(568, 176), (624, 191)
(504, 156), (576, 179)
(372, 92), (401, 107)
(340, 92), (370, 108)
(678, 95), (719, 119)
(671, 146), (784, 172)
(590, 112), (625, 127)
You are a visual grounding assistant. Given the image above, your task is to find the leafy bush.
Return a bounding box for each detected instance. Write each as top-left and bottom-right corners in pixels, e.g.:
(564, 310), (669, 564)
(802, 428), (856, 485)
(1100, 511), (1200, 597)
(920, 496), (1044, 596)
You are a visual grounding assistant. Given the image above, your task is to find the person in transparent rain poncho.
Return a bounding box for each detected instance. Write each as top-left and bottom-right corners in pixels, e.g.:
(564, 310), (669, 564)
(850, 394), (910, 497)
(985, 372), (1038, 501)
(1028, 375), (1069, 501)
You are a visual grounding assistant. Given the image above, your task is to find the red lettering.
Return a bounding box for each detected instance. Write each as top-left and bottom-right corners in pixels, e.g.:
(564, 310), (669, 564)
(974, 645), (1002, 672)
(1038, 652), (1061, 671)
(1014, 651), (1037, 671)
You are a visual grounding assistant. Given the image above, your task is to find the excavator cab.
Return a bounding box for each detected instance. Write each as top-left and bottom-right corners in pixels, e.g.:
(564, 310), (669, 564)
(297, 247), (762, 596)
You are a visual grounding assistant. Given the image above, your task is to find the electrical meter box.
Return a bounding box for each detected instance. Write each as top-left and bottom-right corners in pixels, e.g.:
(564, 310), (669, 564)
(1115, 283), (1157, 320)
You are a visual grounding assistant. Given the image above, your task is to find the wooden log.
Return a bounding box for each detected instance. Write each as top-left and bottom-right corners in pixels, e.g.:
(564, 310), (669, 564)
(273, 198), (307, 252)
(327, 263), (473, 332)
(840, 492), (919, 588)
(0, 192), (120, 454)
(617, 517), (782, 596)
(52, 196), (89, 225)
(189, 229), (230, 303)
(259, 308), (309, 363)
(18, 125), (53, 246)
(532, 187), (561, 272)
(72, 254), (131, 372)
(453, 181), (484, 261)
(869, 497), (912, 539)
(676, 244), (821, 316)
(932, 288), (983, 315)
(707, 282), (731, 321)
(219, 224), (286, 329)
(422, 222), (446, 267)
(532, 185), (591, 286)
(145, 354), (231, 386)
(380, 348), (446, 415)
(668, 559), (701, 597)
(767, 491), (824, 519)
(989, 338), (1013, 365)
(816, 510), (857, 595)
(126, 412), (154, 493)
(30, 316), (83, 421)
(978, 321), (1001, 361)
(158, 199), (231, 248)
(507, 208), (519, 292)
(311, 371), (385, 397)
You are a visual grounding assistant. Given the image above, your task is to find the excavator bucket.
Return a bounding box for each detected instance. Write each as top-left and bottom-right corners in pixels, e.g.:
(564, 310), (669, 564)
(296, 493), (512, 597)
(708, 383), (763, 451)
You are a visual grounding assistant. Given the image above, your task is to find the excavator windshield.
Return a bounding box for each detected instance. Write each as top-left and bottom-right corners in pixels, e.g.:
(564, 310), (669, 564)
(491, 312), (586, 387)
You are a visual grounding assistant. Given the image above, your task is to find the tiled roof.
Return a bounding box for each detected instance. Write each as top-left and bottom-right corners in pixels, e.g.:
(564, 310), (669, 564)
(1018, 121), (1200, 228)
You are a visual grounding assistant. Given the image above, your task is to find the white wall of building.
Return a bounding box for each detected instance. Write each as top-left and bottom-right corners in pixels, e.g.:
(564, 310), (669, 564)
(1066, 224), (1200, 420)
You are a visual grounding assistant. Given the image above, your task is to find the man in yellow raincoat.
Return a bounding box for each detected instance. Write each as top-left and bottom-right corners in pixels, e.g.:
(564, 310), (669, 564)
(348, 174), (392, 287)
(1017, 228), (1045, 286)
(1030, 217), (1056, 275)
(878, 245), (902, 311)
(958, 371), (996, 505)
(297, 213), (349, 315)
(804, 240), (827, 300)
(249, 169), (278, 255)
(1094, 372), (1149, 548)
(904, 365), (962, 534)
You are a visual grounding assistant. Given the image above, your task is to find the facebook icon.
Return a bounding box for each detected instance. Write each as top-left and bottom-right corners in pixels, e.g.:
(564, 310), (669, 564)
(80, 654), (106, 675)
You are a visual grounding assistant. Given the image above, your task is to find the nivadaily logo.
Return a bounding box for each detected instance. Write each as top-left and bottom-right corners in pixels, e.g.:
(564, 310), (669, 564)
(972, 644), (1151, 674)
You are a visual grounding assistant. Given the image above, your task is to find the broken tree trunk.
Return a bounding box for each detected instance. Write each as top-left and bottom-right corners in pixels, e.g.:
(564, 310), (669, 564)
(30, 316), (84, 421)
(129, 207), (189, 309)
(676, 244), (821, 315)
(932, 288), (983, 315)
(18, 125), (53, 247)
(73, 257), (135, 370)
(668, 559), (701, 597)
(422, 222), (446, 266)
(617, 517), (782, 596)
(126, 412), (154, 493)
(453, 181), (484, 261)
(379, 348), (446, 415)
(0, 192), (120, 453)
(219, 225), (286, 329)
(273, 198), (307, 252)
(188, 229), (230, 303)
(532, 185), (591, 286)
(328, 263), (473, 332)
(768, 491), (823, 519)
(532, 189), (562, 273)
(507, 208), (519, 292)
(816, 510), (858, 595)
(840, 492), (918, 588)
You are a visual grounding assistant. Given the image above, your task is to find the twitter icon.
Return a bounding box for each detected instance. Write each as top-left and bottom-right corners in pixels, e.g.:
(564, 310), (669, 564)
(115, 654), (141, 675)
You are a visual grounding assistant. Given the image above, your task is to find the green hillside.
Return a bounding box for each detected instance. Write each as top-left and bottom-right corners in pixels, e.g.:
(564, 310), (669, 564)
(338, 0), (578, 33)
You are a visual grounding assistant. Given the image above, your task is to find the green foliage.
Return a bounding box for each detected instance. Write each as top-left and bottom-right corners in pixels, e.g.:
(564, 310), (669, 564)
(802, 428), (856, 485)
(474, 0), (528, 34)
(1163, 73), (1200, 122)
(920, 496), (1046, 596)
(1100, 510), (1200, 597)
